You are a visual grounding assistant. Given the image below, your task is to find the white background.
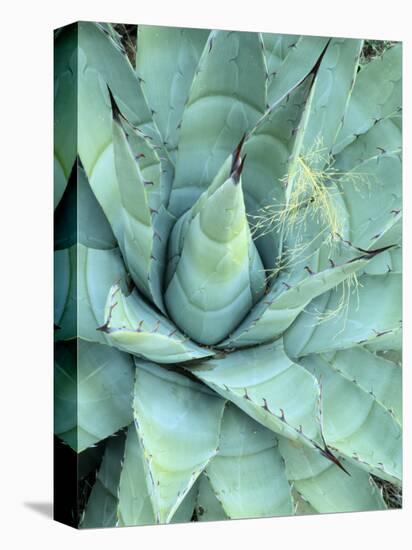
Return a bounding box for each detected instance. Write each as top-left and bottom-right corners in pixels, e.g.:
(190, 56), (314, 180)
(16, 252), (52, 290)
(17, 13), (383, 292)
(0, 0), (410, 548)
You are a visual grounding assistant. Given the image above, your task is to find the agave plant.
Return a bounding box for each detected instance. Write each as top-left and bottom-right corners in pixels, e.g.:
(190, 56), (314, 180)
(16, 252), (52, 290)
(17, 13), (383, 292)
(54, 22), (402, 527)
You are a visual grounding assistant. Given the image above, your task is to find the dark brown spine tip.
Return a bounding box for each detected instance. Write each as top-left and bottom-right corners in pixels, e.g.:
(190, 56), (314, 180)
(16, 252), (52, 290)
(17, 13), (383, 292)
(231, 133), (247, 173)
(232, 154), (247, 184)
(107, 85), (122, 121)
(319, 446), (351, 476)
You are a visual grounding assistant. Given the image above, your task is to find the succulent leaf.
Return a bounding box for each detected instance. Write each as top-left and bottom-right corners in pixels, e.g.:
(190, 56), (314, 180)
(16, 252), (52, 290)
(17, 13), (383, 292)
(219, 251), (373, 348)
(334, 44), (402, 154)
(284, 272), (401, 357)
(77, 23), (175, 311)
(242, 77), (312, 269)
(78, 245), (127, 345)
(205, 404), (293, 518)
(363, 246), (401, 275)
(54, 25), (77, 209)
(111, 106), (169, 309)
(196, 474), (228, 521)
(136, 26), (209, 160)
(54, 246), (77, 341)
(169, 30), (267, 216)
(132, 361), (226, 523)
(101, 283), (214, 363)
(190, 341), (324, 450)
(261, 33), (299, 75)
(81, 433), (126, 528)
(266, 35), (330, 109)
(279, 437), (387, 512)
(333, 117), (401, 173)
(286, 38), (363, 211)
(54, 340), (134, 452)
(54, 164), (117, 251)
(165, 172), (265, 345)
(78, 22), (154, 133)
(300, 354), (402, 484)
(335, 153), (401, 251)
(117, 424), (155, 526)
(322, 347), (402, 424)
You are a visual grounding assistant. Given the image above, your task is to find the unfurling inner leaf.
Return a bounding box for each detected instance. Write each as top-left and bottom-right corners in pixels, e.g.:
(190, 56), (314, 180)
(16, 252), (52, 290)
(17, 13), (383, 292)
(165, 166), (266, 345)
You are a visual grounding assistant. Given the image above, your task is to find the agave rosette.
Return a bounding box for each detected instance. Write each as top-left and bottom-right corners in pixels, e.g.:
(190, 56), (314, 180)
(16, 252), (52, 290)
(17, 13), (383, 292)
(54, 22), (402, 527)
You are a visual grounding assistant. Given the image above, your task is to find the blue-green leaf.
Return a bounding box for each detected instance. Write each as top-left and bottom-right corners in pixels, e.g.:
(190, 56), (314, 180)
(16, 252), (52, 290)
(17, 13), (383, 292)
(279, 437), (387, 513)
(205, 404), (293, 518)
(54, 340), (134, 452)
(333, 44), (402, 154)
(81, 433), (126, 528)
(300, 354), (401, 484)
(133, 361), (226, 523)
(136, 25), (210, 160)
(284, 273), (401, 357)
(169, 30), (267, 216)
(165, 173), (265, 345)
(190, 340), (324, 450)
(54, 25), (77, 209)
(101, 283), (214, 363)
(266, 35), (329, 109)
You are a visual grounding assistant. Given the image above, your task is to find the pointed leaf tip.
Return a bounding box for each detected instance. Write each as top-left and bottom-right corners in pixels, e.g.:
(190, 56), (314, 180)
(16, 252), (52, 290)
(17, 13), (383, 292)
(107, 85), (123, 121)
(317, 445), (351, 476)
(231, 154), (247, 184)
(230, 134), (247, 179)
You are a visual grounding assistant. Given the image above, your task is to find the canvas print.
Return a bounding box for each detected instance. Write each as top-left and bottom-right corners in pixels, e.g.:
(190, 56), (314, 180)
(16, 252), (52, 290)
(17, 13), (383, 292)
(54, 22), (402, 528)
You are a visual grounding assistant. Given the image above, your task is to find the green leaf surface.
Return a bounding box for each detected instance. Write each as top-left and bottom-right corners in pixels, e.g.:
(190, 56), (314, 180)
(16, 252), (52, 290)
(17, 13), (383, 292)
(136, 25), (209, 159)
(325, 347), (401, 424)
(111, 113), (157, 306)
(242, 77), (312, 269)
(78, 22), (153, 132)
(285, 38), (362, 212)
(262, 33), (300, 76)
(292, 489), (317, 515)
(205, 404), (293, 518)
(220, 252), (371, 349)
(196, 474), (228, 522)
(334, 44), (402, 154)
(77, 22), (167, 226)
(165, 175), (265, 345)
(101, 282), (214, 363)
(78, 245), (127, 345)
(363, 246), (401, 275)
(190, 341), (324, 449)
(266, 35), (329, 109)
(300, 354), (402, 484)
(284, 272), (402, 357)
(119, 422), (199, 525)
(81, 433), (126, 528)
(54, 340), (134, 452)
(133, 361), (226, 523)
(117, 424), (155, 526)
(54, 24), (77, 209)
(54, 165), (117, 251)
(170, 481), (198, 524)
(78, 58), (174, 310)
(54, 246), (76, 341)
(169, 30), (267, 216)
(114, 115), (175, 311)
(335, 153), (401, 251)
(333, 117), (401, 173)
(279, 437), (387, 513)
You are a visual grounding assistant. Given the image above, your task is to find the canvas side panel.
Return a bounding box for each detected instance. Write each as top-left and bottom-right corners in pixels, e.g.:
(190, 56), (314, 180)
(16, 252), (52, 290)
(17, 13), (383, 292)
(53, 21), (79, 529)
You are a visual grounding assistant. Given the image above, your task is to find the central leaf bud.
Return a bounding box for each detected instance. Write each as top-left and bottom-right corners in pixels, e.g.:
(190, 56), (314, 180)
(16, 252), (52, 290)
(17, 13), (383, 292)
(165, 158), (266, 345)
